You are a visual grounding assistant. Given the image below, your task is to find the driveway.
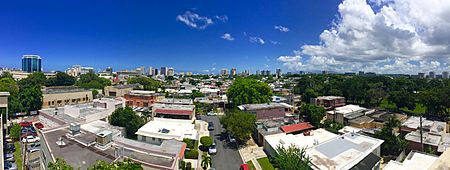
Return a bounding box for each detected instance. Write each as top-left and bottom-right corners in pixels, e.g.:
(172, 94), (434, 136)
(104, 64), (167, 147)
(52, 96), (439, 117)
(202, 115), (243, 170)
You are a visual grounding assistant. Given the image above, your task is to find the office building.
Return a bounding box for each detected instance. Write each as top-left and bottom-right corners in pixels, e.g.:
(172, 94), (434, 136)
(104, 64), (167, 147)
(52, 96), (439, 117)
(167, 67), (174, 76)
(418, 72), (425, 78)
(443, 71), (449, 79)
(124, 90), (165, 108)
(276, 68), (282, 77)
(22, 55), (42, 73)
(42, 86), (93, 109)
(231, 68), (237, 76)
(66, 65), (94, 77)
(104, 67), (112, 74)
(160, 67), (168, 76)
(135, 66), (145, 75)
(104, 84), (141, 97)
(220, 68), (228, 76)
(429, 71), (436, 78)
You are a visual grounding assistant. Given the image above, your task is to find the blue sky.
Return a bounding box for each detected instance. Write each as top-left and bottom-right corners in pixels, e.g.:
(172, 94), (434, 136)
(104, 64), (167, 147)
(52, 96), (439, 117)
(2, 0), (449, 74)
(0, 0), (341, 73)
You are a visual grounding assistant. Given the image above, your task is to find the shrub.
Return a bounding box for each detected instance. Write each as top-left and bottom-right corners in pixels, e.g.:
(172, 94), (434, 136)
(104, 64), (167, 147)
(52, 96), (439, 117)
(200, 136), (213, 147)
(185, 150), (199, 159)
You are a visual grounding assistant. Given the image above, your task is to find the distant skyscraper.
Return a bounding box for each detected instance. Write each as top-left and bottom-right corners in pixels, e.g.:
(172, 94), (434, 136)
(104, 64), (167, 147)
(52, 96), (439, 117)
(220, 68), (228, 76)
(244, 70), (250, 76)
(443, 71), (449, 79)
(167, 67), (174, 76)
(105, 67), (113, 74)
(147, 67), (153, 75)
(160, 67), (168, 76)
(276, 68), (282, 77)
(136, 66), (145, 75)
(256, 70), (260, 76)
(154, 68), (159, 75)
(418, 72), (425, 79)
(358, 71), (364, 75)
(429, 71), (436, 78)
(231, 68), (236, 76)
(22, 55), (42, 73)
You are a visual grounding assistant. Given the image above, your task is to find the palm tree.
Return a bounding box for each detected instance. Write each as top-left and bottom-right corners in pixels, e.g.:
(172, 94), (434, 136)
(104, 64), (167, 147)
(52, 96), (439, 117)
(201, 155), (212, 170)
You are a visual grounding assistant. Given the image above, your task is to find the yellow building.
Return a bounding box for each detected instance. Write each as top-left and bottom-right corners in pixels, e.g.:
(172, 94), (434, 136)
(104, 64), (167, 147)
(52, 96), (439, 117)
(42, 86), (92, 109)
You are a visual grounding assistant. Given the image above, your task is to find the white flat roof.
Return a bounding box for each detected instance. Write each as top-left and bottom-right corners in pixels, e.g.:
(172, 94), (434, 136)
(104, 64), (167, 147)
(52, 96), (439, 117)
(327, 104), (366, 115)
(265, 129), (337, 151)
(307, 132), (384, 170)
(135, 118), (197, 141)
(384, 151), (438, 170)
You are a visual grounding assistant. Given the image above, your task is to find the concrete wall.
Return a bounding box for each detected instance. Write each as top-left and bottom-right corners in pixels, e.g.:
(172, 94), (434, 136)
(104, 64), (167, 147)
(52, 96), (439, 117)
(104, 86), (133, 97)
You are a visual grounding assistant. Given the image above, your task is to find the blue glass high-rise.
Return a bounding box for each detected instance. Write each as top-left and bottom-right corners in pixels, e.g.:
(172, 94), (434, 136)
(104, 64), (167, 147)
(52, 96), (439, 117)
(22, 55), (42, 73)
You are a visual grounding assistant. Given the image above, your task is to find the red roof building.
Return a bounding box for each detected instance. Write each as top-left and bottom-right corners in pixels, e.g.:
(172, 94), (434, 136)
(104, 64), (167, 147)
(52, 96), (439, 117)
(281, 122), (314, 134)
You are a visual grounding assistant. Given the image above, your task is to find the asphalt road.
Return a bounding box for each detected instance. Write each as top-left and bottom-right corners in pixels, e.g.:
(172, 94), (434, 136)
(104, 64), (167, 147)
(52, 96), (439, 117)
(202, 115), (243, 170)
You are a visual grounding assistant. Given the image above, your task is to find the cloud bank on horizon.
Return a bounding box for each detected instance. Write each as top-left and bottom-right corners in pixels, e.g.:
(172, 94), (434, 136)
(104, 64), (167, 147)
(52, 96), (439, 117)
(278, 0), (450, 74)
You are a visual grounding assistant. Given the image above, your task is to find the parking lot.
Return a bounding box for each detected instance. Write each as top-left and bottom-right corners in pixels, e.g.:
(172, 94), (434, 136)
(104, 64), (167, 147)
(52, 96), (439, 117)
(202, 115), (243, 170)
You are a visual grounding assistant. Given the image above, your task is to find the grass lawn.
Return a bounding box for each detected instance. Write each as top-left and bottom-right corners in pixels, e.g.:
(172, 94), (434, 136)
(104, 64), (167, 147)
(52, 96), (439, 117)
(13, 141), (23, 170)
(257, 157), (275, 170)
(246, 161), (256, 170)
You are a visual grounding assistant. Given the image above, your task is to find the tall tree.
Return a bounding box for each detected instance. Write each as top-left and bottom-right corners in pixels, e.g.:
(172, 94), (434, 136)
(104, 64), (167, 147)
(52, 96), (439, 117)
(108, 107), (145, 139)
(273, 145), (311, 170)
(19, 85), (42, 113)
(300, 104), (326, 127)
(88, 159), (143, 170)
(374, 116), (407, 156)
(220, 110), (256, 142)
(227, 78), (272, 105)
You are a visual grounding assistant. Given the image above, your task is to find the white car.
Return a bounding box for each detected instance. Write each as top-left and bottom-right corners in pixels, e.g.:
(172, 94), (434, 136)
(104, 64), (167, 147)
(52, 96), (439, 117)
(208, 142), (217, 154)
(207, 112), (217, 116)
(22, 135), (40, 143)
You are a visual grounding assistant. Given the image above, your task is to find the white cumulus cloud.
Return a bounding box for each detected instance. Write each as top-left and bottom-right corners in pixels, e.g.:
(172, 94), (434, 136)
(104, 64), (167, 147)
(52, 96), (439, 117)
(249, 37), (265, 44)
(221, 33), (234, 41)
(274, 25), (290, 32)
(278, 0), (450, 74)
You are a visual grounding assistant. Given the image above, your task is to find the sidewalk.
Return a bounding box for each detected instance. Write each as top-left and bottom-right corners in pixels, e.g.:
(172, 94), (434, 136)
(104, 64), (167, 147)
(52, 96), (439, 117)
(238, 138), (268, 170)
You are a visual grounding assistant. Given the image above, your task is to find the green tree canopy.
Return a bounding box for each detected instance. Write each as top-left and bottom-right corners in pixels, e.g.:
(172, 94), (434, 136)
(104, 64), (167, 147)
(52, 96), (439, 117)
(88, 159), (143, 170)
(108, 107), (145, 139)
(227, 78), (272, 105)
(48, 158), (74, 170)
(220, 110), (256, 142)
(128, 76), (161, 91)
(273, 145), (311, 170)
(76, 73), (111, 89)
(300, 104), (326, 127)
(374, 116), (407, 156)
(10, 123), (22, 140)
(200, 136), (213, 147)
(46, 72), (76, 86)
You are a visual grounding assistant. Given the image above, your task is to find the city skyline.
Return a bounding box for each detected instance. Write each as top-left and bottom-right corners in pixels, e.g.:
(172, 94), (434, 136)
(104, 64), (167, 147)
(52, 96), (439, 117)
(1, 0), (450, 74)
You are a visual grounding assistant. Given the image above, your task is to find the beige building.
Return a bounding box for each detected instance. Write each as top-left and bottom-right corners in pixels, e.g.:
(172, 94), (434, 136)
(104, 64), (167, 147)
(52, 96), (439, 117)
(104, 84), (140, 97)
(42, 86), (93, 109)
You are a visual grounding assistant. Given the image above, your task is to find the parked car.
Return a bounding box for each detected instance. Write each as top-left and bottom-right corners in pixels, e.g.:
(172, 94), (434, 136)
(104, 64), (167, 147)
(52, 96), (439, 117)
(22, 135), (40, 143)
(228, 133), (236, 143)
(4, 153), (14, 162)
(208, 122), (214, 131)
(3, 143), (15, 153)
(4, 161), (18, 170)
(34, 122), (44, 129)
(18, 121), (32, 127)
(196, 115), (201, 120)
(208, 141), (217, 154)
(207, 112), (217, 116)
(239, 164), (250, 170)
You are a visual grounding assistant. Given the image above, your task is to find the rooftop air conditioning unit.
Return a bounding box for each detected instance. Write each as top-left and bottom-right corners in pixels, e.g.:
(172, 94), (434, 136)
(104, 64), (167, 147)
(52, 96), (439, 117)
(69, 122), (80, 136)
(96, 130), (113, 146)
